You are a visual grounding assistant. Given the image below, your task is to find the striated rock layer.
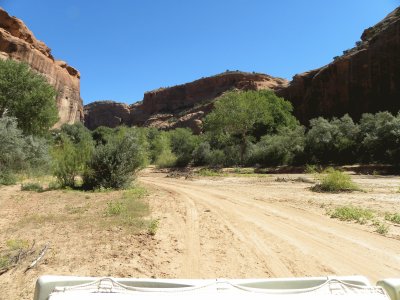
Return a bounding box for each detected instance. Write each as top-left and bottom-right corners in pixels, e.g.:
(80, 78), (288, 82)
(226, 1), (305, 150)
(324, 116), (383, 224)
(0, 8), (83, 126)
(84, 72), (288, 132)
(278, 7), (400, 123)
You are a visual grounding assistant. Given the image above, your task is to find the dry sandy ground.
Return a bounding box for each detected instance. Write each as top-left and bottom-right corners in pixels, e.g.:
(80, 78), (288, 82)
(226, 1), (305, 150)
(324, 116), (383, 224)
(0, 169), (399, 299)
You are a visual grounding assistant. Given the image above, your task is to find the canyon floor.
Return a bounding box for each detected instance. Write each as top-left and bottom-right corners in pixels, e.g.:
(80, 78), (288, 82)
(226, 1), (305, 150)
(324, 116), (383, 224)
(0, 168), (399, 299)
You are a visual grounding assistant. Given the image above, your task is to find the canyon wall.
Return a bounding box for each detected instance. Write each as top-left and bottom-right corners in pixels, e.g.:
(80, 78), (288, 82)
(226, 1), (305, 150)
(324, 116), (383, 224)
(0, 8), (83, 126)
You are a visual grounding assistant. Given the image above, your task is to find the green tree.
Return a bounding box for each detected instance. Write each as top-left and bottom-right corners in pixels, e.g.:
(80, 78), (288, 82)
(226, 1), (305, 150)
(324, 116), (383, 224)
(0, 59), (59, 135)
(204, 90), (297, 162)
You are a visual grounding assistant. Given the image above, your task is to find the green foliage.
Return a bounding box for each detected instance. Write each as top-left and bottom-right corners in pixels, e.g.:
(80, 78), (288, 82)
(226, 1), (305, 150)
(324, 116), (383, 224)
(313, 168), (359, 192)
(305, 114), (359, 164)
(155, 150), (177, 168)
(52, 124), (94, 188)
(148, 219), (159, 236)
(83, 128), (146, 190)
(248, 125), (305, 166)
(385, 213), (400, 224)
(330, 205), (374, 223)
(0, 116), (50, 182)
(169, 128), (199, 167)
(103, 187), (150, 232)
(207, 149), (226, 167)
(204, 90), (298, 162)
(192, 142), (212, 166)
(21, 182), (44, 192)
(196, 168), (223, 177)
(105, 201), (125, 216)
(375, 223), (389, 235)
(0, 59), (58, 135)
(359, 112), (400, 165)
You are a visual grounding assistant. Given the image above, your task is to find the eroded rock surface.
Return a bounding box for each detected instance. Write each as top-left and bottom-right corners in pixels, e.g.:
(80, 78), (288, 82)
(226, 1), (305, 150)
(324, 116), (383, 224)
(84, 72), (288, 131)
(0, 8), (83, 126)
(278, 7), (400, 123)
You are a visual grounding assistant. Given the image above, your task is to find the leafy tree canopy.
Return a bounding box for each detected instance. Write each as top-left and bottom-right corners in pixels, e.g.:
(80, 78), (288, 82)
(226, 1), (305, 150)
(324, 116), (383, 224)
(0, 59), (58, 135)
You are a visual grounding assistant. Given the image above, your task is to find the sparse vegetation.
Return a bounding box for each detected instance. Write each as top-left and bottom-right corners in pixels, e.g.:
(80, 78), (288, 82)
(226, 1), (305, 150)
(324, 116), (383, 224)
(148, 219), (159, 236)
(330, 205), (374, 223)
(21, 182), (44, 192)
(385, 213), (400, 224)
(375, 223), (389, 235)
(313, 168), (359, 192)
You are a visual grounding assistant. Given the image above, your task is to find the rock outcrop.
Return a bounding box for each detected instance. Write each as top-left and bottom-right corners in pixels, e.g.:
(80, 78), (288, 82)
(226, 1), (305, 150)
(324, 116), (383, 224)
(278, 7), (400, 123)
(84, 72), (288, 131)
(0, 8), (83, 126)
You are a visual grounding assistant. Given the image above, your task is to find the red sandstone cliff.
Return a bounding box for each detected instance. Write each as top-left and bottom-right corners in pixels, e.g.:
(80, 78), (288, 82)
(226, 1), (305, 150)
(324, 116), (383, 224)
(278, 7), (400, 123)
(84, 72), (288, 131)
(0, 8), (83, 126)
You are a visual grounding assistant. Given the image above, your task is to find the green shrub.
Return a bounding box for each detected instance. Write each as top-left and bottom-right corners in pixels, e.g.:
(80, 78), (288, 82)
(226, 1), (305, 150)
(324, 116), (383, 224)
(148, 219), (159, 236)
(313, 168), (359, 192)
(0, 172), (17, 186)
(83, 130), (146, 190)
(248, 125), (305, 166)
(207, 149), (226, 167)
(169, 128), (199, 167)
(330, 205), (374, 223)
(52, 124), (94, 188)
(155, 150), (177, 168)
(21, 182), (44, 192)
(196, 168), (223, 177)
(375, 223), (389, 235)
(385, 213), (400, 224)
(305, 114), (359, 164)
(192, 142), (211, 166)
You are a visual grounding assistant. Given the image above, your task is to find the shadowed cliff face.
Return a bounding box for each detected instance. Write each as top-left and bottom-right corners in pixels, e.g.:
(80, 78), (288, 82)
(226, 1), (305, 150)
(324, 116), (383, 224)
(278, 7), (400, 124)
(0, 8), (83, 126)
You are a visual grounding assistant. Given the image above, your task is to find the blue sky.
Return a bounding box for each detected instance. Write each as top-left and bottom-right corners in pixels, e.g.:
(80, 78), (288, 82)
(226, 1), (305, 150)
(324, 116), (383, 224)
(1, 1), (399, 104)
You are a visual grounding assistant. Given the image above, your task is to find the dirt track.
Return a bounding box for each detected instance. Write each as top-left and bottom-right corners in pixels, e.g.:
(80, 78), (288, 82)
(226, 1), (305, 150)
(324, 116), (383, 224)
(1, 169), (400, 299)
(140, 169), (400, 283)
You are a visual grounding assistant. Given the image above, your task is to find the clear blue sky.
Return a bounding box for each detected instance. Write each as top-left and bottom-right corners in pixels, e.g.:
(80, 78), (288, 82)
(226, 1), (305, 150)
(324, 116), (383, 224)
(1, 1), (399, 104)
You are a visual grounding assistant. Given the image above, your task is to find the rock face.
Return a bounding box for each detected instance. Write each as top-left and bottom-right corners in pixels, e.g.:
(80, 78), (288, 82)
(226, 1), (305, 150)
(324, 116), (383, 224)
(0, 8), (83, 126)
(84, 101), (130, 130)
(278, 7), (400, 123)
(84, 72), (288, 132)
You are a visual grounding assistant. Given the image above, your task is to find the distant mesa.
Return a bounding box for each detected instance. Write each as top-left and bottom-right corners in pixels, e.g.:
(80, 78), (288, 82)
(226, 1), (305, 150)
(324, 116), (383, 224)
(84, 71), (288, 132)
(0, 8), (83, 126)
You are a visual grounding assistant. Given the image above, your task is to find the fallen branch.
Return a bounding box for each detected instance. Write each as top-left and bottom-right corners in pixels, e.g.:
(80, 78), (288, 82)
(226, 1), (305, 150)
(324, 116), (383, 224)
(24, 243), (49, 273)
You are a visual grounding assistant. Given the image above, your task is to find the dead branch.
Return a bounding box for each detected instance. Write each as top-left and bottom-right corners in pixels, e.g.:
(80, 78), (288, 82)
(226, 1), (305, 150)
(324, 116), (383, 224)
(24, 243), (49, 273)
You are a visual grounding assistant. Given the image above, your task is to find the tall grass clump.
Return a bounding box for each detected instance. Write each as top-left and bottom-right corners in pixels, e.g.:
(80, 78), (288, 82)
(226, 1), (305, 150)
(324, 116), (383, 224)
(313, 168), (359, 192)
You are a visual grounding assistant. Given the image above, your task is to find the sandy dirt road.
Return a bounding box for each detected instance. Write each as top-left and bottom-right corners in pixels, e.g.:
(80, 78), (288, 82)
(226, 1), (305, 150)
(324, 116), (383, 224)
(140, 170), (400, 283)
(1, 169), (400, 299)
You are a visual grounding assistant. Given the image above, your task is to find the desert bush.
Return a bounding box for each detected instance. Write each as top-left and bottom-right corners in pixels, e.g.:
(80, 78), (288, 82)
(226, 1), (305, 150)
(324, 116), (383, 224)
(192, 142), (212, 166)
(359, 112), (400, 165)
(207, 149), (226, 167)
(0, 116), (50, 182)
(330, 205), (374, 223)
(52, 124), (94, 188)
(83, 130), (146, 190)
(155, 150), (177, 168)
(0, 59), (58, 136)
(169, 128), (199, 167)
(375, 223), (389, 235)
(248, 125), (305, 166)
(21, 182), (44, 192)
(313, 168), (359, 192)
(305, 114), (359, 164)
